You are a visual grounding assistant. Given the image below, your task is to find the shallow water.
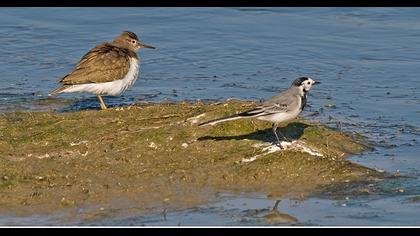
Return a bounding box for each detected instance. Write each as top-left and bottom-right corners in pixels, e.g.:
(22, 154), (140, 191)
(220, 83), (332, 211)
(0, 7), (419, 226)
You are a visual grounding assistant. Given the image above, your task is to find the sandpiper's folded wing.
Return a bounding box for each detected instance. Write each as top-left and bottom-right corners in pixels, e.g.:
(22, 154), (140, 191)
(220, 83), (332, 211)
(59, 43), (137, 85)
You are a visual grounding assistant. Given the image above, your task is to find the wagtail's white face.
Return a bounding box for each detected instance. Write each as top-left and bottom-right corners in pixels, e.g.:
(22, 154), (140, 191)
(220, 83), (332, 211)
(301, 78), (319, 92)
(292, 77), (320, 94)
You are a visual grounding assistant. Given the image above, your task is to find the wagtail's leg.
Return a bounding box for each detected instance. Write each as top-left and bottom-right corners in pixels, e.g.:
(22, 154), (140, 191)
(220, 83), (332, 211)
(278, 129), (292, 142)
(97, 94), (107, 110)
(272, 123), (281, 146)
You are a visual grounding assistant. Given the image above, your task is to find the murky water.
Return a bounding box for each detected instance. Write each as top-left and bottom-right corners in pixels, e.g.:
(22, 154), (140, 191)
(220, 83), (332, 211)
(1, 7), (419, 226)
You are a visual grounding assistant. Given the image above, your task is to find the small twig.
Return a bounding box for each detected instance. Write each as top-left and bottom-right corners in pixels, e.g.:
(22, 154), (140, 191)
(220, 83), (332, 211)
(135, 114), (180, 122)
(272, 200), (281, 212)
(162, 208), (167, 221)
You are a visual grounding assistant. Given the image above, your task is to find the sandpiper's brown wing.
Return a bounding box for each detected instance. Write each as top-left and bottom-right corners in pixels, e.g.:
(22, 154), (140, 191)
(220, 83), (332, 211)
(59, 43), (137, 85)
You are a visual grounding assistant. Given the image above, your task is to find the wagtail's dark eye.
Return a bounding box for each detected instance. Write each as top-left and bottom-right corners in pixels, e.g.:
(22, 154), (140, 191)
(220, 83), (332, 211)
(307, 81), (311, 85)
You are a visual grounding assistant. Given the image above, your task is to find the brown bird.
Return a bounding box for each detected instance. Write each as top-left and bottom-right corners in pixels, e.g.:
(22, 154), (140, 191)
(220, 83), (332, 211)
(49, 31), (155, 110)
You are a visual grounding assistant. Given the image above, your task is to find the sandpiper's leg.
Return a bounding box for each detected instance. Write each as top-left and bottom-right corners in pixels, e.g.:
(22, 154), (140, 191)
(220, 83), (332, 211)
(97, 94), (107, 110)
(272, 123), (281, 146)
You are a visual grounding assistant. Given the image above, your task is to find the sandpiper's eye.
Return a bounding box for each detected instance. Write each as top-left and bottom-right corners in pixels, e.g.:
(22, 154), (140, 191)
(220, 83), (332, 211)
(132, 40), (136, 44)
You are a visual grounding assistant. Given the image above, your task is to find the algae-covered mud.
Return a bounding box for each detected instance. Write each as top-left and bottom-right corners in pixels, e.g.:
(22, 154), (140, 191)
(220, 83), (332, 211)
(0, 100), (382, 224)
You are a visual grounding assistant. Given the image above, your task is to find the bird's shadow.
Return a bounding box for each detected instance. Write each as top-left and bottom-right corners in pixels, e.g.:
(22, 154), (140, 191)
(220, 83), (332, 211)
(198, 122), (309, 143)
(47, 92), (164, 113)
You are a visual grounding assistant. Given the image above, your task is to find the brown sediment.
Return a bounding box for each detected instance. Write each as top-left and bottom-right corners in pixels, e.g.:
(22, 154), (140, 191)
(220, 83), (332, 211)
(0, 100), (381, 223)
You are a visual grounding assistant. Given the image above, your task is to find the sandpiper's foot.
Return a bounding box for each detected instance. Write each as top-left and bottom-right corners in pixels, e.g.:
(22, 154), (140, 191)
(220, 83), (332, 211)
(100, 104), (107, 110)
(97, 95), (107, 110)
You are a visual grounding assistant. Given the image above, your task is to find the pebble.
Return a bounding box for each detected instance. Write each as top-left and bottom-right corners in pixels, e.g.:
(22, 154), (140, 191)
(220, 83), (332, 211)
(148, 142), (158, 149)
(36, 176), (45, 181)
(325, 103), (336, 109)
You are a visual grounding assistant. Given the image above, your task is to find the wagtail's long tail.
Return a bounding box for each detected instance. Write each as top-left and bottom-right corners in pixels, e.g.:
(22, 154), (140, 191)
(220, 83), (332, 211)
(198, 114), (244, 126)
(198, 107), (265, 126)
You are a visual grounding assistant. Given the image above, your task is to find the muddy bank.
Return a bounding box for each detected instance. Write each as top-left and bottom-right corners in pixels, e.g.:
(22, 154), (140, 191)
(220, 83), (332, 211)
(0, 100), (382, 224)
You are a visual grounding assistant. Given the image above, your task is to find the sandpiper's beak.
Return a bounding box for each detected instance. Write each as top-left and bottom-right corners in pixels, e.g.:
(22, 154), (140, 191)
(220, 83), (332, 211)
(138, 42), (155, 49)
(313, 81), (321, 85)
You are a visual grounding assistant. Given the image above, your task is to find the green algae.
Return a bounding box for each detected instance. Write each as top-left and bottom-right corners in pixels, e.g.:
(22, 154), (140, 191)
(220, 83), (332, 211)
(0, 100), (382, 221)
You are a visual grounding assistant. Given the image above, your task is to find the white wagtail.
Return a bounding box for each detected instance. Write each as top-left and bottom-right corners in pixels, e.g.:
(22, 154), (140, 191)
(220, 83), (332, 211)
(198, 77), (320, 145)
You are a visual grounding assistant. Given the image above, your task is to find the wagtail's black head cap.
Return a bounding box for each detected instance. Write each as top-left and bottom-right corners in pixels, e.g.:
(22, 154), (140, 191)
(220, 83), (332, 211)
(292, 77), (310, 87)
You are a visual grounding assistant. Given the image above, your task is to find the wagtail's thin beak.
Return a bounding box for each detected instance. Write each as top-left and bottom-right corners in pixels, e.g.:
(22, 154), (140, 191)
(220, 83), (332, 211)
(138, 42), (155, 49)
(313, 81), (321, 85)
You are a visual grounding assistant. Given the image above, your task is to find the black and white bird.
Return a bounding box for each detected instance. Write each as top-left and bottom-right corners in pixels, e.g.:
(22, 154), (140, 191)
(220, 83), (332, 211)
(199, 77), (320, 145)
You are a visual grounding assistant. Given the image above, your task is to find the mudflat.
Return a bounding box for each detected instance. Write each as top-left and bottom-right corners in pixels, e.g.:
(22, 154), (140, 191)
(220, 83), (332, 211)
(0, 100), (381, 223)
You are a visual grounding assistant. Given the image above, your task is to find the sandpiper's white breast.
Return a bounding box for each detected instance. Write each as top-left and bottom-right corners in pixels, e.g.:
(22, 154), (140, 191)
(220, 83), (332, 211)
(62, 58), (140, 96)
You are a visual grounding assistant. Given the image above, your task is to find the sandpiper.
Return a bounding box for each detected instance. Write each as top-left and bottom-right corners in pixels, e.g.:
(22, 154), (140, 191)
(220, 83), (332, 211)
(49, 31), (155, 110)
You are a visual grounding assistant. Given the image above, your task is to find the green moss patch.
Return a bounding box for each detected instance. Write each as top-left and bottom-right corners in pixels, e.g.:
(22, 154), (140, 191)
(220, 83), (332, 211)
(0, 100), (381, 221)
